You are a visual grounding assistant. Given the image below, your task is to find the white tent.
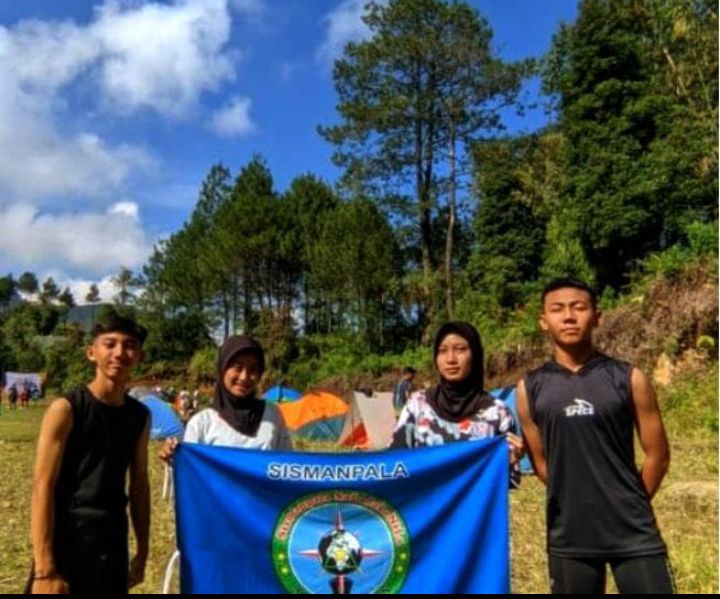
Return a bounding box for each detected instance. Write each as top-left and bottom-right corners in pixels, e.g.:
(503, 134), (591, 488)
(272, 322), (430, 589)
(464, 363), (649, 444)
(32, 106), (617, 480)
(338, 391), (396, 449)
(4, 372), (43, 395)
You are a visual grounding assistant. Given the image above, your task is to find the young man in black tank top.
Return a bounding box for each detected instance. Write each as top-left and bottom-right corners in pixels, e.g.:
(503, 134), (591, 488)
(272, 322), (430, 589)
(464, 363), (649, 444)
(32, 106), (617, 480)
(28, 316), (151, 594)
(517, 278), (675, 594)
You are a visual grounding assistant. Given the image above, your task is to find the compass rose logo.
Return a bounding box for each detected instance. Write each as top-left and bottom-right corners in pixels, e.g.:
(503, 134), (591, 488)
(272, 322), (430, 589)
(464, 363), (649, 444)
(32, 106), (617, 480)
(272, 490), (410, 594)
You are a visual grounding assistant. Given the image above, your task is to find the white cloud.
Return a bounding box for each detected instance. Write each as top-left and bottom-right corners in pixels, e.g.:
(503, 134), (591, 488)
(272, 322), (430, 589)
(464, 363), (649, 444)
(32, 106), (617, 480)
(0, 1), (260, 279)
(94, 0), (236, 117)
(0, 0), (247, 202)
(0, 19), (100, 93)
(2, 1), (239, 118)
(0, 202), (154, 276)
(19, 272), (117, 305)
(0, 112), (152, 202)
(209, 96), (255, 137)
(0, 26), (134, 203)
(0, 55), (154, 201)
(317, 0), (386, 66)
(109, 201), (140, 218)
(64, 276), (117, 305)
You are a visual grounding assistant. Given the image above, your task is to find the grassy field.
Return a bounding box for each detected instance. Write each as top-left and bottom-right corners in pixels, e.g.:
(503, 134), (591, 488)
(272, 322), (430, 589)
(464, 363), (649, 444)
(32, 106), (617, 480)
(0, 372), (716, 594)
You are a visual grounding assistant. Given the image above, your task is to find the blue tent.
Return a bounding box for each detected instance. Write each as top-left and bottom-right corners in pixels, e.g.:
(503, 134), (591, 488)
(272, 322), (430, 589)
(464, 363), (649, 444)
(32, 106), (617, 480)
(141, 396), (185, 440)
(295, 417), (345, 441)
(263, 385), (302, 403)
(489, 386), (534, 474)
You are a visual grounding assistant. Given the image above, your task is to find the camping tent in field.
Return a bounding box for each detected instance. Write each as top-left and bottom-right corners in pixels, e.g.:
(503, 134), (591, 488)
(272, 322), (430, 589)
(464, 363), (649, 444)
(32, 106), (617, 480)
(4, 372), (43, 397)
(277, 390), (348, 441)
(141, 396), (185, 440)
(263, 385), (302, 403)
(129, 386), (158, 400)
(139, 395), (185, 502)
(338, 391), (397, 450)
(489, 386), (534, 474)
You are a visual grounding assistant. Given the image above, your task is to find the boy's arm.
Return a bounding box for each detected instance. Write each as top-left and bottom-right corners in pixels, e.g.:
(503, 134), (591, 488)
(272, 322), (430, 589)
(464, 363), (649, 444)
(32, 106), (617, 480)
(128, 414), (151, 589)
(516, 380), (548, 484)
(30, 398), (73, 593)
(630, 368), (670, 498)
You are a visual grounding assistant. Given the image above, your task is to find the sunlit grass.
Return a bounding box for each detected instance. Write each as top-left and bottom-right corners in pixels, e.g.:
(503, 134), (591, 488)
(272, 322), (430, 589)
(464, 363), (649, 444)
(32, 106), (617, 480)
(0, 376), (716, 594)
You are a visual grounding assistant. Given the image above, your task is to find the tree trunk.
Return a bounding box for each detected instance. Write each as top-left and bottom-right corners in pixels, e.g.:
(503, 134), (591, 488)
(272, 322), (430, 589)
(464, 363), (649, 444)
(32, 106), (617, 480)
(232, 274), (240, 335)
(222, 290), (230, 340)
(243, 275), (252, 334)
(445, 123), (457, 318)
(414, 60), (435, 341)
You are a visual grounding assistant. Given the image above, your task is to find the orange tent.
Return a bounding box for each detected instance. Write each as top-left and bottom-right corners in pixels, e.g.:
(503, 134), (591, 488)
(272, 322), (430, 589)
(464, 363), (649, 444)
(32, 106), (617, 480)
(277, 390), (348, 440)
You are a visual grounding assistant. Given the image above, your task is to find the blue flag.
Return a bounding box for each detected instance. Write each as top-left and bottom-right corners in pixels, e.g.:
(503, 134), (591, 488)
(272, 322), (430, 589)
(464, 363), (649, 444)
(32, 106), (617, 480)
(174, 438), (509, 594)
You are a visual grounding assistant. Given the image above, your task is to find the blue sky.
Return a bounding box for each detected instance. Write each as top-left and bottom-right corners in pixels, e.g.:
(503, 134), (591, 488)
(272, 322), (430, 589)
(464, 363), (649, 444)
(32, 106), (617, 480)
(0, 0), (577, 301)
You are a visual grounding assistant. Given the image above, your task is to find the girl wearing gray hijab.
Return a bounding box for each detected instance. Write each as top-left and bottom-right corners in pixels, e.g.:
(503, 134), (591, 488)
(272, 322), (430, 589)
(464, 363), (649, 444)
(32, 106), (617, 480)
(160, 335), (292, 461)
(389, 322), (523, 486)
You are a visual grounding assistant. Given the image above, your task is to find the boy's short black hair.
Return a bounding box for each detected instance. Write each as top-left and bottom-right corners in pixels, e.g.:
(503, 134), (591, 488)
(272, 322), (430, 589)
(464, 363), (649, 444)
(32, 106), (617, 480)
(403, 367), (416, 376)
(91, 315), (148, 345)
(541, 278), (598, 309)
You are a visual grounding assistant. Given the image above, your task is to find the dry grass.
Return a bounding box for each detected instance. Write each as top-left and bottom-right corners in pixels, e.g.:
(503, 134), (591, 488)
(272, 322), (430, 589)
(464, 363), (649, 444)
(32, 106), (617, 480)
(0, 383), (716, 594)
(595, 269), (718, 373)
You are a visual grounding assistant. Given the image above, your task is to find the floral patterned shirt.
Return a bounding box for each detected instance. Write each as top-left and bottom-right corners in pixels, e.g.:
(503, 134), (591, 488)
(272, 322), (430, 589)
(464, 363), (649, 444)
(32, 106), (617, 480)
(389, 389), (521, 487)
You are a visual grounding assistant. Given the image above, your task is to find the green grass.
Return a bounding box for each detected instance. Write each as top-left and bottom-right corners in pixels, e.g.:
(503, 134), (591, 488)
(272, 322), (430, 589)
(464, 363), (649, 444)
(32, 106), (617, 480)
(0, 404), (45, 443)
(0, 373), (717, 594)
(0, 403), (178, 595)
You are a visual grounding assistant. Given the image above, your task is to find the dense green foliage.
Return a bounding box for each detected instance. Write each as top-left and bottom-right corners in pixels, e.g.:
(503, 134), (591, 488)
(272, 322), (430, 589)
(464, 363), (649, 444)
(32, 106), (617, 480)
(0, 0), (715, 389)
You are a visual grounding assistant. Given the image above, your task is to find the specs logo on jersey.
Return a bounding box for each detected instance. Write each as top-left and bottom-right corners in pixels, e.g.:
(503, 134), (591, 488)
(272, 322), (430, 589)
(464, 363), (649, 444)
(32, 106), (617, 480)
(565, 399), (594, 417)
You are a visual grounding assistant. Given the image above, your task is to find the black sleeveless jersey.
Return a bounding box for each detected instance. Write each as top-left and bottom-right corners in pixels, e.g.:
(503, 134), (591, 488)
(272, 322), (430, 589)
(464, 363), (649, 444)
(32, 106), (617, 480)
(54, 387), (149, 538)
(525, 355), (666, 558)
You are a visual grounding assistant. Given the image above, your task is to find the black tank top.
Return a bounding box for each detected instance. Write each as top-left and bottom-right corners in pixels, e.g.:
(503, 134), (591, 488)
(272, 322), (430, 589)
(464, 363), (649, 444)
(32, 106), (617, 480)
(54, 387), (148, 538)
(525, 355), (666, 558)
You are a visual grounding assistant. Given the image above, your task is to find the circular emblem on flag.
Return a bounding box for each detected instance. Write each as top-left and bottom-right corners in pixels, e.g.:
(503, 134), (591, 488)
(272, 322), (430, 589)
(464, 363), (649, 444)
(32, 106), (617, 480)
(272, 490), (410, 594)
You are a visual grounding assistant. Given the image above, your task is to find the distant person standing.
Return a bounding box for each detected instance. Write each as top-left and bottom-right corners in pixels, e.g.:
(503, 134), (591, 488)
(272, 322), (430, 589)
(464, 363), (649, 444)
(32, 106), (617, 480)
(177, 391), (195, 424)
(517, 278), (674, 594)
(393, 367), (416, 411)
(8, 385), (18, 411)
(30, 382), (42, 405)
(19, 384), (29, 408)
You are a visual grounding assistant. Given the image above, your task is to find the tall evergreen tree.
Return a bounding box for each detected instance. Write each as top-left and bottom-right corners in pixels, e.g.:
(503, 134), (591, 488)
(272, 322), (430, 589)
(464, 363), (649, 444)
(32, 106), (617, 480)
(112, 268), (142, 306)
(321, 0), (529, 326)
(0, 274), (17, 312)
(40, 277), (60, 305)
(85, 284), (101, 305)
(284, 174), (339, 335)
(17, 272), (39, 300)
(309, 198), (402, 348)
(544, 0), (717, 288)
(85, 283), (102, 329)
